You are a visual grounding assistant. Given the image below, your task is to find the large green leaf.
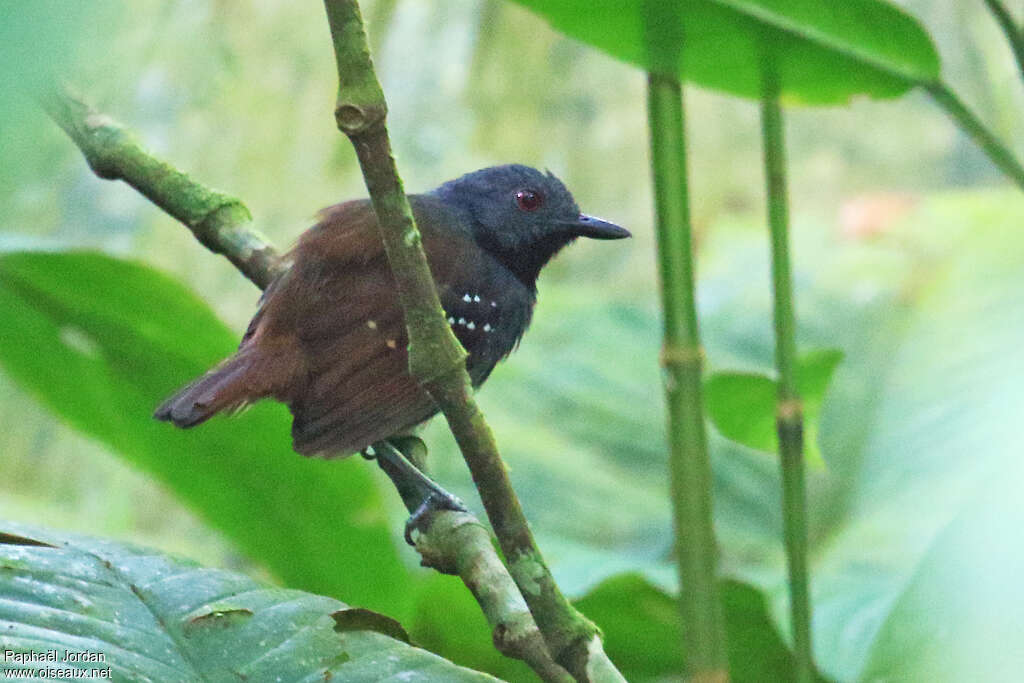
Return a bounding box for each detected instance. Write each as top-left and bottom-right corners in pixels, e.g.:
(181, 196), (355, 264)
(0, 251), (412, 618)
(0, 521), (495, 682)
(508, 0), (940, 104)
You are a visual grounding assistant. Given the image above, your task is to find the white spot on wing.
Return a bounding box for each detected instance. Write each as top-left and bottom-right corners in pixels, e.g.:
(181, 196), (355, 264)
(473, 295), (481, 302)
(467, 321), (476, 330)
(462, 293), (472, 302)
(491, 301), (497, 307)
(483, 323), (492, 332)
(366, 320), (377, 330)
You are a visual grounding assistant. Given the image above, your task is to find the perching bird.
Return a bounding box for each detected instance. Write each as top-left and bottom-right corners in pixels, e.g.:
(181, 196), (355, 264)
(155, 165), (629, 457)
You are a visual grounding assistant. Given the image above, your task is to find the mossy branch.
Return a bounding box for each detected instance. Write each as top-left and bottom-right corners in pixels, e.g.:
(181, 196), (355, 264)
(417, 512), (574, 682)
(321, 2), (621, 679)
(43, 86), (578, 681)
(374, 439), (571, 682)
(38, 87), (284, 290)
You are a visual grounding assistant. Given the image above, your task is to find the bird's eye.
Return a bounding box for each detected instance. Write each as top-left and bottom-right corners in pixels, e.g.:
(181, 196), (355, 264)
(515, 189), (543, 212)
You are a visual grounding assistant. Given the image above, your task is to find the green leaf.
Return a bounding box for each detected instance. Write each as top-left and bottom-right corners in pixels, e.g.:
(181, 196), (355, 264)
(0, 251), (413, 618)
(576, 574), (817, 682)
(0, 520), (495, 682)
(705, 348), (843, 466)
(508, 0), (940, 104)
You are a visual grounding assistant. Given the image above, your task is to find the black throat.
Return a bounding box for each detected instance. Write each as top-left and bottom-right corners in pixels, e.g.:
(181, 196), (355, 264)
(478, 232), (576, 293)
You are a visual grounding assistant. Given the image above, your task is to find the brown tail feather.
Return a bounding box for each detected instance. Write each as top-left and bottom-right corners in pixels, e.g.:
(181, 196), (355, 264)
(154, 353), (261, 428)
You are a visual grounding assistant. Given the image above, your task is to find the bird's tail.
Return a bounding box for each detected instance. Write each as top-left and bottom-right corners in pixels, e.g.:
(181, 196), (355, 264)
(154, 352), (261, 428)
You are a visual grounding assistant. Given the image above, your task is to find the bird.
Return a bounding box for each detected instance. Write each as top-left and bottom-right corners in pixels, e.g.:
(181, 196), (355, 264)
(154, 164), (630, 458)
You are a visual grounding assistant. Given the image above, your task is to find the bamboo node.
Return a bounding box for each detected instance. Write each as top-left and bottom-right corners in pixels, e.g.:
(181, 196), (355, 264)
(777, 397), (804, 421)
(659, 344), (705, 368)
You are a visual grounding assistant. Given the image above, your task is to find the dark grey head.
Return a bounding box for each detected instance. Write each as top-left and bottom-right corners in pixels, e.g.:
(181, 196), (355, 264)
(432, 164), (630, 287)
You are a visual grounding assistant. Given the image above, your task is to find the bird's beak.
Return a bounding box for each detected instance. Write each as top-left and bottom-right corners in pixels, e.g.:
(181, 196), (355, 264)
(563, 214), (631, 240)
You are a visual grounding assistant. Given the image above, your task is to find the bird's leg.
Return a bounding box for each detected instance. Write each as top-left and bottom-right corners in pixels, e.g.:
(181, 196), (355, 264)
(364, 438), (467, 544)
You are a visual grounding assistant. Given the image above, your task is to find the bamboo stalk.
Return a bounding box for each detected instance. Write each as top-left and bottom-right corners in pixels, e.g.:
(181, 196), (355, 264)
(647, 70), (729, 681)
(760, 67), (814, 683)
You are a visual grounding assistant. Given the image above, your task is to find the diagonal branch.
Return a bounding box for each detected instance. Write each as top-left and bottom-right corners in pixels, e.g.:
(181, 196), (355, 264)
(38, 87), (285, 290)
(320, 2), (622, 680)
(417, 512), (574, 682)
(42, 87), (569, 681)
(924, 81), (1024, 191)
(374, 438), (572, 683)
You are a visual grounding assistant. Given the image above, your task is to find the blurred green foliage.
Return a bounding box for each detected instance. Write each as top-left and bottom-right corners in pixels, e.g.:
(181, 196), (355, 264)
(1, 1), (1024, 681)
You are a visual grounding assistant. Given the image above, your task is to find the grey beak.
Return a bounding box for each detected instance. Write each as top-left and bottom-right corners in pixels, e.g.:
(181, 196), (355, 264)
(564, 214), (631, 240)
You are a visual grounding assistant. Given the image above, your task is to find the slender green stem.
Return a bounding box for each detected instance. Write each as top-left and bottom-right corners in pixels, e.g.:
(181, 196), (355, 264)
(321, 2), (623, 679)
(647, 72), (728, 681)
(982, 0), (1024, 82)
(760, 69), (814, 683)
(925, 81), (1024, 190)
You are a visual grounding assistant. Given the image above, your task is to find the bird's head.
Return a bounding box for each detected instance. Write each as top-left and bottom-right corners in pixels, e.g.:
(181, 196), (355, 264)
(432, 164), (630, 287)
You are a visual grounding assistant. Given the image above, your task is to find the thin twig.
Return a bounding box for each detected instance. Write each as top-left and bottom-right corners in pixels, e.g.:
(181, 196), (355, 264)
(321, 2), (622, 679)
(982, 0), (1024, 82)
(924, 81), (1024, 191)
(760, 63), (815, 683)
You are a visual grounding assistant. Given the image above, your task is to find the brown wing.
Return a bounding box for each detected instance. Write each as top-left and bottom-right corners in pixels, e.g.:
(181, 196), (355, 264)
(250, 199), (418, 456)
(260, 196), (517, 457)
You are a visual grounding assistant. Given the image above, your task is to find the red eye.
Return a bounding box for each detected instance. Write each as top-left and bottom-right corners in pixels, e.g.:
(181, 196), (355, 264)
(515, 189), (543, 212)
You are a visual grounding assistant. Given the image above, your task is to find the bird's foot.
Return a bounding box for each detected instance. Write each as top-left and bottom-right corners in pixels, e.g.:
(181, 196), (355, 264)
(404, 490), (468, 546)
(367, 439), (468, 545)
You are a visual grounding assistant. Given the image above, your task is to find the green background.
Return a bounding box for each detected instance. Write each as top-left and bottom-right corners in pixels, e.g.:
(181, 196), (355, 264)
(1, 1), (1023, 680)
